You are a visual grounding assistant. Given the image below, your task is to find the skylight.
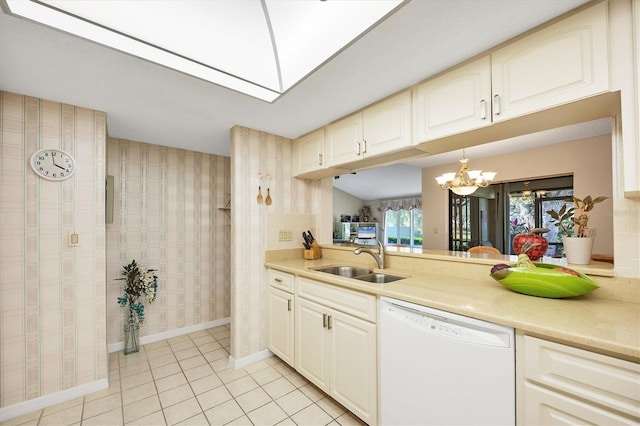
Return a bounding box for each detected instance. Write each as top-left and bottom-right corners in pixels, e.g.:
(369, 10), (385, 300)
(5, 0), (405, 102)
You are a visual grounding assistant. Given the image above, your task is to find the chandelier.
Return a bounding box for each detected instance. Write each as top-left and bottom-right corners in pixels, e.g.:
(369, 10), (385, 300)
(435, 149), (497, 196)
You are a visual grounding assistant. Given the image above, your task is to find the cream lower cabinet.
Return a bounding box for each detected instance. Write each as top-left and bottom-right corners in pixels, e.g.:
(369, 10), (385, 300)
(519, 334), (640, 425)
(295, 277), (377, 425)
(267, 270), (295, 367)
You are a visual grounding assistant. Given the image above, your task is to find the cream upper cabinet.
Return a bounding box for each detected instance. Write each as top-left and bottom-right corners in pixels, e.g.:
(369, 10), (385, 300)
(295, 278), (377, 425)
(413, 56), (492, 143)
(491, 2), (609, 122)
(326, 90), (412, 167)
(292, 128), (325, 177)
(325, 112), (363, 166)
(518, 335), (640, 425)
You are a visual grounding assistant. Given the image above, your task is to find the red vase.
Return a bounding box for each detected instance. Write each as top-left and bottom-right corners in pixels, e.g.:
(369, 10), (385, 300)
(512, 233), (549, 260)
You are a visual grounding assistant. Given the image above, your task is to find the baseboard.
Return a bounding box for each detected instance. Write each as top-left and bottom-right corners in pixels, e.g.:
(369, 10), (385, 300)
(228, 349), (274, 369)
(107, 317), (231, 353)
(0, 379), (108, 423)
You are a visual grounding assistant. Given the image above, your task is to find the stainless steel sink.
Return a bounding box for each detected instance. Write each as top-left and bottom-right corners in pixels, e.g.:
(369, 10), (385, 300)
(311, 265), (372, 277)
(352, 272), (406, 283)
(311, 265), (406, 283)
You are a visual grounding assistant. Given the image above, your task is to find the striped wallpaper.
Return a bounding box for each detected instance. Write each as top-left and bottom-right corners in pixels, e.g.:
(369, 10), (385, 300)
(229, 126), (326, 361)
(0, 91), (107, 408)
(105, 138), (231, 345)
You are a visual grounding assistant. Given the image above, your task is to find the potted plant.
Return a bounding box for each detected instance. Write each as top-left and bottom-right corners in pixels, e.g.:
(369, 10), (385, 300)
(116, 259), (158, 354)
(546, 195), (608, 264)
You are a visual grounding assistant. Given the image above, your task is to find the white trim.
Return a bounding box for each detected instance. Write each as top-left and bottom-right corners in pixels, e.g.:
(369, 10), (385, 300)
(0, 379), (108, 423)
(228, 349), (273, 369)
(107, 317), (230, 353)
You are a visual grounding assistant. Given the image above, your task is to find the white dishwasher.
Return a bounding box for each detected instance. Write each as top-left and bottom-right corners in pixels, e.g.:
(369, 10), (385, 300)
(380, 297), (515, 426)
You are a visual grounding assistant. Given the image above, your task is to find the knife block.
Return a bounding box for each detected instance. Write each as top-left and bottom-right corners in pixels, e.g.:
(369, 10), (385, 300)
(304, 242), (322, 260)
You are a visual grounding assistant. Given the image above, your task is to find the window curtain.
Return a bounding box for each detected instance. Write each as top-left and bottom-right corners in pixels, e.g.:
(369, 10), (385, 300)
(378, 197), (422, 212)
(378, 197), (422, 230)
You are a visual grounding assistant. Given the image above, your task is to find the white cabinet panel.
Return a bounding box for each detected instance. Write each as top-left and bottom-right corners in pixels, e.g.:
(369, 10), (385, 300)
(326, 113), (363, 166)
(267, 286), (294, 366)
(520, 335), (640, 424)
(414, 56), (492, 143)
(292, 128), (325, 176)
(524, 382), (639, 425)
(363, 90), (412, 157)
(492, 2), (609, 121)
(295, 298), (330, 391)
(294, 278), (377, 425)
(326, 91), (411, 167)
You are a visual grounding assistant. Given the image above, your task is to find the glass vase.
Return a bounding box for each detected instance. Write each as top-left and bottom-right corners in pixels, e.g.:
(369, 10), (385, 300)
(124, 319), (140, 355)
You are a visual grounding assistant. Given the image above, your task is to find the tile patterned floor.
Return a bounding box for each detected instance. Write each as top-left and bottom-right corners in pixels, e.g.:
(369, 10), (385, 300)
(3, 325), (366, 426)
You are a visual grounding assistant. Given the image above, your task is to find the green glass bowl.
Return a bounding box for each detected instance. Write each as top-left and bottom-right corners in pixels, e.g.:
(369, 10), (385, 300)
(490, 263), (599, 298)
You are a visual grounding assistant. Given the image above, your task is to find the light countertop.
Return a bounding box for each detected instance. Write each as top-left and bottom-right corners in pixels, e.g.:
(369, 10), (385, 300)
(265, 255), (639, 362)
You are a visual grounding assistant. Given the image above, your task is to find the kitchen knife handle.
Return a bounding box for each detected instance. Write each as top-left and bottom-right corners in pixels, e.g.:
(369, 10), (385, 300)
(323, 313), (327, 328)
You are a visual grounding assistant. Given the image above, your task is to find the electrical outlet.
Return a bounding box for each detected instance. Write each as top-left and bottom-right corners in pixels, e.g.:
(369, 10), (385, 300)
(278, 230), (293, 242)
(69, 233), (79, 246)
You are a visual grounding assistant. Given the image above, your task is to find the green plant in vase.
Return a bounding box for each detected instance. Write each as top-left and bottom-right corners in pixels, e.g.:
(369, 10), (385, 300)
(547, 195), (607, 238)
(546, 195), (607, 264)
(116, 259), (158, 354)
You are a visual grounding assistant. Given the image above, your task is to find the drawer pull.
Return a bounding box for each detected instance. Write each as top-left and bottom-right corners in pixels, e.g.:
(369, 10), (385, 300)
(274, 278), (283, 283)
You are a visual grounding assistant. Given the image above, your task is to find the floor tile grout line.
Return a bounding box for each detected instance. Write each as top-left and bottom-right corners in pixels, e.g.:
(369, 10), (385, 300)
(19, 325), (358, 426)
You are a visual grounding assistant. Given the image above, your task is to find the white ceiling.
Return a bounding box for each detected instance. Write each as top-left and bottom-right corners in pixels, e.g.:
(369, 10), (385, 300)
(1, 0), (602, 201)
(5, 0), (404, 101)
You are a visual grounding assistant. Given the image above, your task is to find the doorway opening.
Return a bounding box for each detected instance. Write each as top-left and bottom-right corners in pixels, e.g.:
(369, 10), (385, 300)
(448, 176), (573, 254)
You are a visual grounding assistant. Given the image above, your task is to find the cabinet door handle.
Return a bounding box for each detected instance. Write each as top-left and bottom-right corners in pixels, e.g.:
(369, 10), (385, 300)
(479, 99), (487, 120)
(287, 299), (292, 311)
(493, 94), (501, 116)
(361, 139), (367, 154)
(318, 153), (323, 166)
(355, 141), (361, 156)
(327, 315), (333, 330)
(323, 313), (327, 328)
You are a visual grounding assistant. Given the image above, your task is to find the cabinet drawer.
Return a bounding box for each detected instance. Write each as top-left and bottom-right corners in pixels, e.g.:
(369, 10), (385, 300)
(268, 269), (294, 293)
(296, 278), (377, 322)
(523, 382), (638, 425)
(524, 335), (640, 419)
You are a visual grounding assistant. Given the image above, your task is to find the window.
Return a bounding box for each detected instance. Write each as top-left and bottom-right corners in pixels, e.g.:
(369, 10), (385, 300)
(447, 176), (573, 254)
(385, 208), (423, 247)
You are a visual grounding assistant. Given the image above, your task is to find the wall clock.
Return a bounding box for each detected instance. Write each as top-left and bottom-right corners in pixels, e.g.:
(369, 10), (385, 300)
(30, 148), (76, 180)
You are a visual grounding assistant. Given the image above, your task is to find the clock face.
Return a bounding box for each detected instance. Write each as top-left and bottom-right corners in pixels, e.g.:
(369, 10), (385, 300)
(30, 149), (76, 181)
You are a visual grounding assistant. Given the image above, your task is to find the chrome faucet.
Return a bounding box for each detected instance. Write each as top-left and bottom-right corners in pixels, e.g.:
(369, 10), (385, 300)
(354, 239), (385, 269)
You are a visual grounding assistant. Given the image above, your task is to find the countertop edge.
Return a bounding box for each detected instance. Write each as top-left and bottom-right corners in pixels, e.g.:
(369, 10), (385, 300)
(265, 259), (639, 363)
